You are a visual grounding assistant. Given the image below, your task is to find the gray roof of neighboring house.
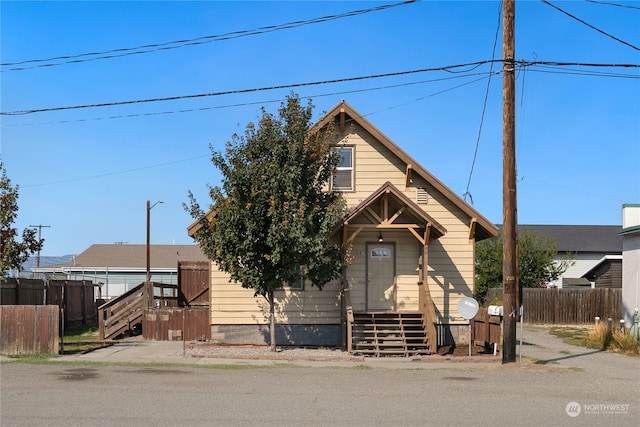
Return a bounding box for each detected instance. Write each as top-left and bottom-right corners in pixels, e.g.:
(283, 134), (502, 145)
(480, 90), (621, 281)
(44, 244), (208, 270)
(497, 225), (623, 253)
(520, 225), (622, 253)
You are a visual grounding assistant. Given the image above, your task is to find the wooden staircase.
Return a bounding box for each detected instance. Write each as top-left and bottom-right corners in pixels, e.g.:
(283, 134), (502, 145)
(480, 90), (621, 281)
(98, 283), (144, 340)
(350, 312), (432, 357)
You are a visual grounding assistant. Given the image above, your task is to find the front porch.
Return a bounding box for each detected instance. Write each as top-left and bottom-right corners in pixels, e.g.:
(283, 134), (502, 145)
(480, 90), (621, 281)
(338, 182), (444, 356)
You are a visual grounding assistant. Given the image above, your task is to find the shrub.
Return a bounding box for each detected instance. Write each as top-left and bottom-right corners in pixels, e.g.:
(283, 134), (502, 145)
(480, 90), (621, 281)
(610, 329), (640, 355)
(584, 324), (612, 350)
(585, 324), (639, 355)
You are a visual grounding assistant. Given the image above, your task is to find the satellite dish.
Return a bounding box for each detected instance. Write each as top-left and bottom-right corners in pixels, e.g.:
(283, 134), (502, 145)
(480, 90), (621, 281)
(457, 297), (479, 320)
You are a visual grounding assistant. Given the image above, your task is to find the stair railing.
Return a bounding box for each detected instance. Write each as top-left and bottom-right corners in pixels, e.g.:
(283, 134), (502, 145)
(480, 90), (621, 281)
(98, 283), (145, 340)
(417, 280), (438, 354)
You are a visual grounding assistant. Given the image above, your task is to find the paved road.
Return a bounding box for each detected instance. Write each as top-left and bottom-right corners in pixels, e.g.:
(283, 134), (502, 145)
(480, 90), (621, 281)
(1, 326), (638, 426)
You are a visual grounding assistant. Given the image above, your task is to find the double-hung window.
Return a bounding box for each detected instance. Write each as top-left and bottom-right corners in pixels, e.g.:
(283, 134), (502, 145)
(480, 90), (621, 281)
(284, 266), (305, 291)
(331, 146), (354, 192)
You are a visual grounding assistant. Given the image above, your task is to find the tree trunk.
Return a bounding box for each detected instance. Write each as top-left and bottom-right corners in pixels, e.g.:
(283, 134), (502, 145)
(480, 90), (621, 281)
(268, 290), (276, 352)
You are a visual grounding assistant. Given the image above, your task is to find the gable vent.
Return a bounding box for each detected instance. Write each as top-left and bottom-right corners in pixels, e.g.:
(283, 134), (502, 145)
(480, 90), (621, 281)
(417, 187), (429, 204)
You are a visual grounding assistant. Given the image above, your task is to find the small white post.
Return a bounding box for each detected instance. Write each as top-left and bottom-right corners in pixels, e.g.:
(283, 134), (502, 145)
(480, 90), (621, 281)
(519, 306), (523, 364)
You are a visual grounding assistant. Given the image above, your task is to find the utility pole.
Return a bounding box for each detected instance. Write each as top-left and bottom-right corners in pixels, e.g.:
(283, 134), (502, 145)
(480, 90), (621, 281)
(146, 200), (163, 309)
(502, 0), (518, 364)
(29, 224), (50, 268)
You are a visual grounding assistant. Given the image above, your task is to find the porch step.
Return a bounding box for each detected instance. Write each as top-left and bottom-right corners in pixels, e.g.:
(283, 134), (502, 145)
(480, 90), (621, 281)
(350, 312), (432, 357)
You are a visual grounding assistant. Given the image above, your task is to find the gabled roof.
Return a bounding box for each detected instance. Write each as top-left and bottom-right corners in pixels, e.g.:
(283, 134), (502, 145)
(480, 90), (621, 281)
(515, 225), (622, 253)
(41, 244), (208, 270)
(187, 214), (211, 238)
(313, 100), (498, 241)
(337, 181), (447, 239)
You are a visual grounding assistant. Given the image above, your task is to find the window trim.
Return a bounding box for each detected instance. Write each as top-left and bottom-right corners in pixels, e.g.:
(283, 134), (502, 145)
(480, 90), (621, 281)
(283, 267), (305, 291)
(284, 276), (305, 291)
(331, 146), (354, 192)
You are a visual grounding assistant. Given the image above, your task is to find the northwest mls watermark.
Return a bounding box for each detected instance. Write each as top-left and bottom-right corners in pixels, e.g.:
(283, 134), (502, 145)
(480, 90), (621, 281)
(566, 401), (630, 417)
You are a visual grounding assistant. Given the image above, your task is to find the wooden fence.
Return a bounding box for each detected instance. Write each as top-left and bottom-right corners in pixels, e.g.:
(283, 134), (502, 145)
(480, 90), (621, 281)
(0, 305), (59, 355)
(523, 288), (621, 324)
(471, 308), (502, 347)
(142, 308), (210, 341)
(1, 279), (45, 305)
(0, 279), (98, 328)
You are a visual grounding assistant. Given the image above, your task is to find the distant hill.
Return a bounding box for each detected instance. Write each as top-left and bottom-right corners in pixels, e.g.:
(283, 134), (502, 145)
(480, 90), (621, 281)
(21, 255), (76, 271)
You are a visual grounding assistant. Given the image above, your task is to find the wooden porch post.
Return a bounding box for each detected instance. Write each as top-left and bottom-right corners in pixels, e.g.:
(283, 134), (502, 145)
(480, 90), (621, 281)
(421, 224), (437, 354)
(341, 222), (350, 351)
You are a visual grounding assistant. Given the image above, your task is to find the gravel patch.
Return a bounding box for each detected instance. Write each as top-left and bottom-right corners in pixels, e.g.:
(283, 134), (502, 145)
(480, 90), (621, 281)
(183, 343), (502, 363)
(185, 343), (355, 361)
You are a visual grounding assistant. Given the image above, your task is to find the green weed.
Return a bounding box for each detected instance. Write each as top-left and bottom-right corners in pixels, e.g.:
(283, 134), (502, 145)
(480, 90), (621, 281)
(548, 326), (590, 347)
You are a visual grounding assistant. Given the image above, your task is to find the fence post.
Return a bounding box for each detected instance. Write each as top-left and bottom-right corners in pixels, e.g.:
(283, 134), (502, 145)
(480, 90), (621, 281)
(81, 281), (87, 326)
(98, 306), (105, 340)
(63, 281), (68, 331)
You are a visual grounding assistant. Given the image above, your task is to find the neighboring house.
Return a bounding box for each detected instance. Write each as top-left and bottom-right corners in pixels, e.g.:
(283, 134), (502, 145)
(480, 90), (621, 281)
(187, 100), (498, 350)
(619, 204), (640, 329)
(32, 244), (208, 299)
(516, 225), (622, 288)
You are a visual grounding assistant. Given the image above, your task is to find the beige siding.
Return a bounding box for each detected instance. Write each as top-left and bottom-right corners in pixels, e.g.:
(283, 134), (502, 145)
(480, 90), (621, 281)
(209, 263), (341, 325)
(339, 127), (407, 207)
(338, 125), (476, 321)
(414, 178), (476, 322)
(208, 114), (481, 327)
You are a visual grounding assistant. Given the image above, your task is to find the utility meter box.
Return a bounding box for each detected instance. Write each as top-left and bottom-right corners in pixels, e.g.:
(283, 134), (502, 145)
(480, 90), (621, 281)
(487, 305), (503, 316)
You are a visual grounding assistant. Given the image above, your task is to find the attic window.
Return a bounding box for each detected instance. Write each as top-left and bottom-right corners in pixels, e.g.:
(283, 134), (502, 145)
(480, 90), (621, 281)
(331, 146), (354, 192)
(417, 187), (429, 204)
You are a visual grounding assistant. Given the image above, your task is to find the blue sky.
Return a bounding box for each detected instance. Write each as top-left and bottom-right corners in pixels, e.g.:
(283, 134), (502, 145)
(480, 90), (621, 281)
(2, 0), (639, 256)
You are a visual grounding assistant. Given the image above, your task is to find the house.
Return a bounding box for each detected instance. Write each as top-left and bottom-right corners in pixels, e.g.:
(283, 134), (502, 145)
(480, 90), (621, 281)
(619, 204), (640, 329)
(32, 244), (208, 299)
(514, 225), (622, 288)
(188, 100), (498, 353)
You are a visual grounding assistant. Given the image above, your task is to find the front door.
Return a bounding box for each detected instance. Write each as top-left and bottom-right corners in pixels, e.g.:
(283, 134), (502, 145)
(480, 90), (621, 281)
(366, 243), (395, 311)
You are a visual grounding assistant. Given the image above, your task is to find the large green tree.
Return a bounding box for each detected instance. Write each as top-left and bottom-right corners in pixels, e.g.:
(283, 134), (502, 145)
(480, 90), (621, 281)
(475, 228), (574, 303)
(1, 162), (44, 277)
(186, 94), (345, 350)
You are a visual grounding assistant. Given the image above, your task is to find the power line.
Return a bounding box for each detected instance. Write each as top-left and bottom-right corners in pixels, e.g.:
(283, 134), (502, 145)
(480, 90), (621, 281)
(525, 66), (640, 78)
(1, 59), (636, 118)
(3, 72), (493, 127)
(16, 76), (494, 189)
(524, 60), (638, 67)
(1, 0), (418, 72)
(4, 60), (636, 116)
(21, 155), (211, 189)
(0, 60), (498, 116)
(542, 0), (639, 51)
(585, 0), (640, 11)
(463, 0), (502, 205)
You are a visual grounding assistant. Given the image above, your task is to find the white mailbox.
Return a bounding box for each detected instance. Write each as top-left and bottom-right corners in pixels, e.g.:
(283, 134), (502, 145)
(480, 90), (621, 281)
(487, 305), (503, 316)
